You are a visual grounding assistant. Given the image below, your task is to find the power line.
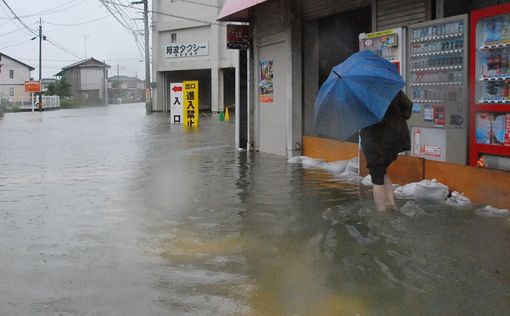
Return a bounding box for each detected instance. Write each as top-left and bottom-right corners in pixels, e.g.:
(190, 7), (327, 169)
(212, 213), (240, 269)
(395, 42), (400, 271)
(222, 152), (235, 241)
(98, 0), (145, 59)
(0, 22), (37, 38)
(103, 0), (222, 26)
(1, 0), (82, 19)
(1, 0), (38, 37)
(45, 15), (110, 27)
(1, 0), (83, 60)
(0, 38), (32, 49)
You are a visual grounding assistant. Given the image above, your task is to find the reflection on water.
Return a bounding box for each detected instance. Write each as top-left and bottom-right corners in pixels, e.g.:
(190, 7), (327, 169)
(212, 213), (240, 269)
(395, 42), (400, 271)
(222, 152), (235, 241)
(0, 104), (509, 315)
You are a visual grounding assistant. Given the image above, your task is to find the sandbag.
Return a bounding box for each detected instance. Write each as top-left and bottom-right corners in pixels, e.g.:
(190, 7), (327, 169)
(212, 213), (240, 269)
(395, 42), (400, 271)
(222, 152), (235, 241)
(322, 160), (349, 174)
(394, 182), (418, 200)
(413, 179), (448, 201)
(345, 157), (359, 173)
(445, 191), (471, 207)
(361, 175), (372, 187)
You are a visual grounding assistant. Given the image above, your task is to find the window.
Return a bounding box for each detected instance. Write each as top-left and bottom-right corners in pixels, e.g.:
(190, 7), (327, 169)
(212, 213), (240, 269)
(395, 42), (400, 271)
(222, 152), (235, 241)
(9, 69), (13, 79)
(171, 33), (177, 43)
(9, 88), (14, 96)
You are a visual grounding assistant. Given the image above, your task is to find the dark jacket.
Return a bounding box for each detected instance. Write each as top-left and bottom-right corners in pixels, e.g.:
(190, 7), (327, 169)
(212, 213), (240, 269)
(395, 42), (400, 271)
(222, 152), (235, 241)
(360, 91), (412, 166)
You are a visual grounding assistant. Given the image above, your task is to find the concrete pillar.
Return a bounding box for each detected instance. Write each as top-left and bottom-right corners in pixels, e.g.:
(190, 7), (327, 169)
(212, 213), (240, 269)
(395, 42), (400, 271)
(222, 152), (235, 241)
(210, 20), (221, 112)
(235, 51), (240, 149)
(155, 71), (165, 112)
(218, 68), (224, 111)
(211, 67), (219, 112)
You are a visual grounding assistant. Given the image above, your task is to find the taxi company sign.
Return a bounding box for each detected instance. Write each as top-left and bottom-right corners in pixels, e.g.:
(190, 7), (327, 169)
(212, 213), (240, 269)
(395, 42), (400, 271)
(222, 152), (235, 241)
(165, 42), (209, 58)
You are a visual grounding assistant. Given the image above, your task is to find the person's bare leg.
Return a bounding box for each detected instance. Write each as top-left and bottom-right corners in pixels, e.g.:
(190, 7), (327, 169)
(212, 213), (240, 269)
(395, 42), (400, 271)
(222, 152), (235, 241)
(383, 174), (396, 210)
(372, 184), (387, 211)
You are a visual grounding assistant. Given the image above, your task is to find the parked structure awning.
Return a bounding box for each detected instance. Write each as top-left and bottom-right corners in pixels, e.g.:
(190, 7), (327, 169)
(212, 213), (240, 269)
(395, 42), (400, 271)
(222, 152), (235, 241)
(217, 0), (269, 22)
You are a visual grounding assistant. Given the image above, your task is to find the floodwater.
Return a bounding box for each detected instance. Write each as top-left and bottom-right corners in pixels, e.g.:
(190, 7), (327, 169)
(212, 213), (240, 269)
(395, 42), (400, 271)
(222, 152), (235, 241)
(0, 104), (509, 316)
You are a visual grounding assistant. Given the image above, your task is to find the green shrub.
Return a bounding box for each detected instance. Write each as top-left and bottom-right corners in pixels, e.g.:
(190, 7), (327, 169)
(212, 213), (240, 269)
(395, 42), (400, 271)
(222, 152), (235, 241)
(60, 99), (79, 107)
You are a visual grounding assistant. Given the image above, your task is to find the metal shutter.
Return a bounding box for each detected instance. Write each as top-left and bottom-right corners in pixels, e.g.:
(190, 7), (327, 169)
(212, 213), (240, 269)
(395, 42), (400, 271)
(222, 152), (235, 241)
(376, 0), (431, 30)
(302, 0), (371, 21)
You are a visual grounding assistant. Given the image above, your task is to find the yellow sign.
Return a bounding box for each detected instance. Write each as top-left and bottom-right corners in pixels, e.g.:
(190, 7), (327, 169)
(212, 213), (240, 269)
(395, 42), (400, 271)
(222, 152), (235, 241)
(183, 80), (199, 127)
(365, 29), (397, 38)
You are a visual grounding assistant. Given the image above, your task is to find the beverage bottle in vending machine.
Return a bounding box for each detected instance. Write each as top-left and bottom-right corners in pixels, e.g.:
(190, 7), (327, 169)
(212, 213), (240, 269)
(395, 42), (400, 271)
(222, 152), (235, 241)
(501, 54), (508, 74)
(414, 129), (422, 156)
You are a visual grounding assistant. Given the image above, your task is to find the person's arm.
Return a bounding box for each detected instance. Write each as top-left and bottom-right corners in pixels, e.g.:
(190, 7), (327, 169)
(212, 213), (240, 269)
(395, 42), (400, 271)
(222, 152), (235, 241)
(396, 91), (412, 120)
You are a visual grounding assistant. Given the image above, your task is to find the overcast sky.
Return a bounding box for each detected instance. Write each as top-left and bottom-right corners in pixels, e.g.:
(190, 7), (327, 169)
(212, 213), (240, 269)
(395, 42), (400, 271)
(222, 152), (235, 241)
(0, 0), (146, 79)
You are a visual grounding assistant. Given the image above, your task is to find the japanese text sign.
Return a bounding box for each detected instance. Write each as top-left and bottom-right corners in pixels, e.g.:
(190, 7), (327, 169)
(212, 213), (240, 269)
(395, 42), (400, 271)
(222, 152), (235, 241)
(24, 81), (41, 93)
(165, 42), (208, 58)
(170, 83), (183, 124)
(227, 24), (250, 50)
(183, 81), (199, 127)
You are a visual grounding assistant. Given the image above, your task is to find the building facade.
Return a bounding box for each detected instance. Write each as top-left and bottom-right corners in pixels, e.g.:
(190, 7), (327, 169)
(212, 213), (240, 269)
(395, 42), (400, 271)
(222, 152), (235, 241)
(151, 0), (238, 113)
(219, 0), (510, 159)
(0, 52), (34, 102)
(56, 58), (110, 106)
(108, 75), (144, 103)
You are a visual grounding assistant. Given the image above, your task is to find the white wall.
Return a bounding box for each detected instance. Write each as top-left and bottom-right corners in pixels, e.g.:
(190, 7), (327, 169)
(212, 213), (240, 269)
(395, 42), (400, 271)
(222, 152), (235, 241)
(0, 55), (32, 99)
(151, 0), (237, 112)
(80, 68), (103, 91)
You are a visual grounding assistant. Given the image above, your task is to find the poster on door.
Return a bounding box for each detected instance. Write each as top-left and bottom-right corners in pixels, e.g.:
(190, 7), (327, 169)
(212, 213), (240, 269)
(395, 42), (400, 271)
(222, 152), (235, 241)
(259, 60), (274, 103)
(170, 83), (183, 124)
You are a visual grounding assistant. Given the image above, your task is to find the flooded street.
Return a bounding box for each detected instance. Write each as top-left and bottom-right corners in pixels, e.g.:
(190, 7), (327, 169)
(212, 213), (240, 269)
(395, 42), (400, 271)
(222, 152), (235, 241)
(1, 104), (509, 315)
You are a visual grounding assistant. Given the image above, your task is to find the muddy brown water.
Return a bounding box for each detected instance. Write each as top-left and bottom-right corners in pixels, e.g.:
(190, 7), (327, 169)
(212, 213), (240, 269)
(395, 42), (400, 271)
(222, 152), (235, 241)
(0, 104), (509, 315)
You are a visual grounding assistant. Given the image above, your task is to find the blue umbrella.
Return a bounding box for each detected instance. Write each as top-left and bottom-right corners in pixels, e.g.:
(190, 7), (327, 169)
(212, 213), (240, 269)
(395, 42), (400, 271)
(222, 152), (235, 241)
(314, 50), (406, 141)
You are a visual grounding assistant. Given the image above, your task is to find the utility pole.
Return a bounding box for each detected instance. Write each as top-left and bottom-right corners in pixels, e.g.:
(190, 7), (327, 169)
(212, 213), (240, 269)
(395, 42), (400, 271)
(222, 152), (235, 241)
(132, 0), (152, 114)
(117, 64), (120, 103)
(38, 18), (43, 110)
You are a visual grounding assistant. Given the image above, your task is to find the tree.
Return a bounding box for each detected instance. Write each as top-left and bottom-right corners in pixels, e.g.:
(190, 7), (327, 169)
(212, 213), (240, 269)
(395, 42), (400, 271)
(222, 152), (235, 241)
(58, 77), (71, 97)
(45, 77), (71, 97)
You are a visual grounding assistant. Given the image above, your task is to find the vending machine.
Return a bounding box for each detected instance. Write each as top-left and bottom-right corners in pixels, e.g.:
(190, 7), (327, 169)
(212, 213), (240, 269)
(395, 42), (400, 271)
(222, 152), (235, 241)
(359, 28), (406, 78)
(406, 15), (469, 163)
(470, 3), (510, 170)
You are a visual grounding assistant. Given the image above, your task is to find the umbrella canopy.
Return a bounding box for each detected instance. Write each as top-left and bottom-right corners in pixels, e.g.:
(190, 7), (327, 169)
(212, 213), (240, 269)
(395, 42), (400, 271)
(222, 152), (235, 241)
(314, 50), (405, 141)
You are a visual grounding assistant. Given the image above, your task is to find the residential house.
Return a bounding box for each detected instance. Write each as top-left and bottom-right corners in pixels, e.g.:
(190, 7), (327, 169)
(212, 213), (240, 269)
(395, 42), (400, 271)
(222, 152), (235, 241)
(108, 75), (144, 103)
(0, 52), (34, 102)
(41, 78), (58, 93)
(56, 58), (110, 105)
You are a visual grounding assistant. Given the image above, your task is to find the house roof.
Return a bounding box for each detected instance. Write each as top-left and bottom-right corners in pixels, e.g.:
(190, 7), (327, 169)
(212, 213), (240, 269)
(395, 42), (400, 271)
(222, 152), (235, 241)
(0, 52), (35, 71)
(108, 75), (142, 82)
(61, 57), (111, 70)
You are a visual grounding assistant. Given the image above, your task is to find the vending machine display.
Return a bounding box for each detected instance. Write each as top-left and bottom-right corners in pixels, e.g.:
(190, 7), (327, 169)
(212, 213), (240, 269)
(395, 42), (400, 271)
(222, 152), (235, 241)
(407, 15), (469, 163)
(470, 3), (510, 169)
(359, 28), (406, 78)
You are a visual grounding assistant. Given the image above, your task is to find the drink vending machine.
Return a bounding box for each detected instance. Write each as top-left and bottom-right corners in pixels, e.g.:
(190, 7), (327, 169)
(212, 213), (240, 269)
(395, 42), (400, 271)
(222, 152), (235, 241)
(470, 3), (510, 171)
(359, 28), (406, 78)
(407, 15), (469, 164)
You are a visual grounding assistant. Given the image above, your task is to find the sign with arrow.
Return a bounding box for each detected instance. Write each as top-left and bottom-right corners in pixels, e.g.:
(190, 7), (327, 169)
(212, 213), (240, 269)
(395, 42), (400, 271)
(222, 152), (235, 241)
(170, 83), (183, 124)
